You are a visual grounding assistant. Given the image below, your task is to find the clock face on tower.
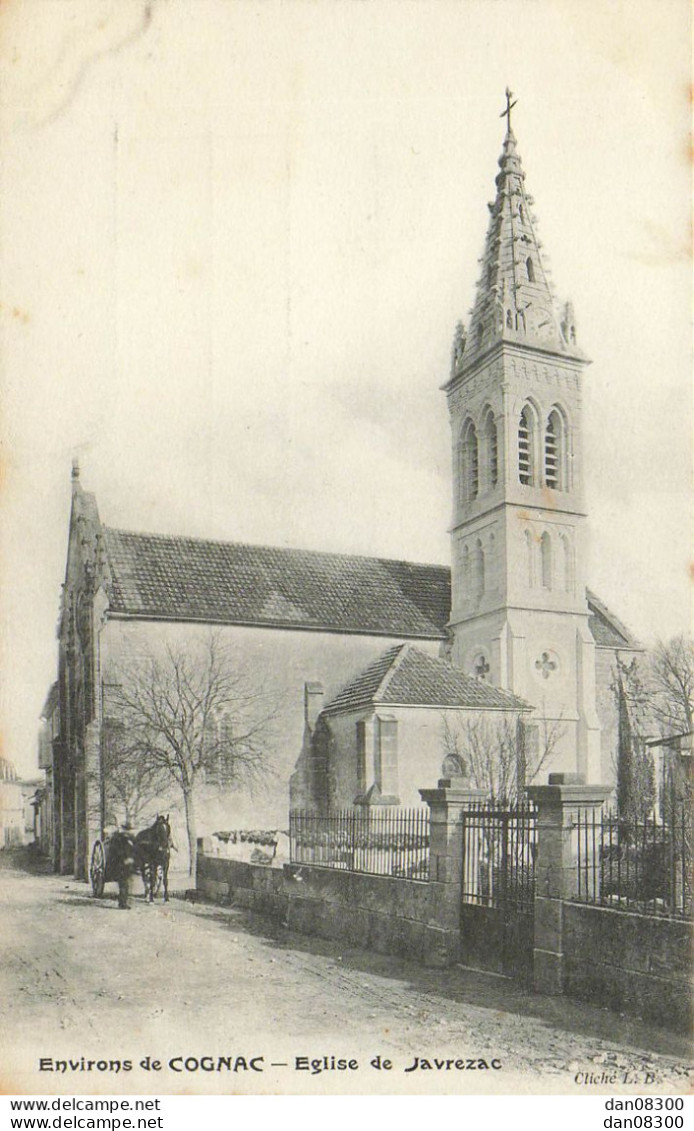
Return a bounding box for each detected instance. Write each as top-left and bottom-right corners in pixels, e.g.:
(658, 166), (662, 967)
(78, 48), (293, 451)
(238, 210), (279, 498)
(530, 306), (555, 341)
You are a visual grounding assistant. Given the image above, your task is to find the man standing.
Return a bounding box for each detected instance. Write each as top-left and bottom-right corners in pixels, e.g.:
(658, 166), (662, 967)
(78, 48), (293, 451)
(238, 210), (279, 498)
(110, 821), (137, 910)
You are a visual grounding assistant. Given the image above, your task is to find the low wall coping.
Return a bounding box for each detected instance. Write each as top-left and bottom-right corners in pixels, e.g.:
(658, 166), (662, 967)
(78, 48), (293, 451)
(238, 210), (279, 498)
(526, 782), (612, 806)
(419, 783), (488, 806)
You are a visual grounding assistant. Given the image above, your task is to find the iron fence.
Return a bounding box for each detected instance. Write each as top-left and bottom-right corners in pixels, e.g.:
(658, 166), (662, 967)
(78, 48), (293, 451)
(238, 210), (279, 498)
(289, 808), (430, 880)
(460, 801), (537, 910)
(575, 805), (692, 919)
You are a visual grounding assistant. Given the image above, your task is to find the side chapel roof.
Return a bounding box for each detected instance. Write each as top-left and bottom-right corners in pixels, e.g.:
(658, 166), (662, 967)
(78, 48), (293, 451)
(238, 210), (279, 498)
(322, 644), (531, 714)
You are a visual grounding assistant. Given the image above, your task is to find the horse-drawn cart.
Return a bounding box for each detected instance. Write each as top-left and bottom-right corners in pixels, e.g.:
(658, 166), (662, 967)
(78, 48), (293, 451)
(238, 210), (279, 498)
(89, 831), (137, 903)
(89, 817), (172, 906)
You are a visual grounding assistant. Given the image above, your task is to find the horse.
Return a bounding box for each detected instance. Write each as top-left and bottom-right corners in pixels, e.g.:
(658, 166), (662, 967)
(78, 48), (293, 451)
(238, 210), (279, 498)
(134, 814), (172, 903)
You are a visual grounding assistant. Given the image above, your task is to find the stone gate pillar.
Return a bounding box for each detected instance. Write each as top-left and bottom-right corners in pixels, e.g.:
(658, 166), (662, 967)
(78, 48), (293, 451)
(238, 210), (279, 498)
(526, 773), (611, 995)
(419, 778), (487, 967)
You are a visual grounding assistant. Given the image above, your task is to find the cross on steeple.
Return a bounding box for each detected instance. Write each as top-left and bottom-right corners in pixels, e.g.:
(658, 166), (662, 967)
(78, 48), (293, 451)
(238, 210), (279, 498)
(499, 87), (517, 135)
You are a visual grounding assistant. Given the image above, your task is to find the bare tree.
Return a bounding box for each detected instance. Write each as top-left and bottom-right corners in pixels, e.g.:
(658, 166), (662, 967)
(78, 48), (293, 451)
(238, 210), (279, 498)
(440, 710), (563, 803)
(109, 633), (279, 875)
(101, 715), (173, 827)
(648, 635), (694, 735)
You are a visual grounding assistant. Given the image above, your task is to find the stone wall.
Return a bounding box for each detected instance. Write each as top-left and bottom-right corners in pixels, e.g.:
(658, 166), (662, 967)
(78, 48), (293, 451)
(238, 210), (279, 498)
(562, 901), (694, 1033)
(197, 855), (287, 920)
(196, 853), (455, 966)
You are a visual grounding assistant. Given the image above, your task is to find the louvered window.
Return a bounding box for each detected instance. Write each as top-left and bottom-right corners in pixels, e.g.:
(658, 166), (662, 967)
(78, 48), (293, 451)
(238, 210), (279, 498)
(518, 406), (534, 485)
(485, 412), (498, 488)
(459, 421), (479, 503)
(544, 409), (566, 490)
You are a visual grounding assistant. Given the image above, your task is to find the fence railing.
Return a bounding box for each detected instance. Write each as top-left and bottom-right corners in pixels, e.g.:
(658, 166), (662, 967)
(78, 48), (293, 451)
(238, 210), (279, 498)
(575, 805), (692, 919)
(289, 808), (430, 880)
(460, 801), (537, 911)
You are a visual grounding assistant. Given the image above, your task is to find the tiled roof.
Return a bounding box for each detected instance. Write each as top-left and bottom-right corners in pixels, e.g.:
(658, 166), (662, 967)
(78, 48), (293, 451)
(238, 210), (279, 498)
(586, 590), (641, 650)
(101, 527), (637, 653)
(323, 644), (530, 714)
(103, 528), (451, 639)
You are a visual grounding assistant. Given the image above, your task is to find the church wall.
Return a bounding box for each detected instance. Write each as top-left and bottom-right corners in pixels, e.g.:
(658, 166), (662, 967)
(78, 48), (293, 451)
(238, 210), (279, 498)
(452, 604), (604, 780)
(323, 705), (523, 810)
(98, 617), (443, 831)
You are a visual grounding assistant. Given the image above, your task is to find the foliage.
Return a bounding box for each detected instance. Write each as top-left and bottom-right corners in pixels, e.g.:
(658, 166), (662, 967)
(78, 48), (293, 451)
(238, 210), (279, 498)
(613, 658), (655, 823)
(648, 635), (694, 735)
(440, 710), (563, 803)
(101, 716), (172, 828)
(108, 632), (279, 874)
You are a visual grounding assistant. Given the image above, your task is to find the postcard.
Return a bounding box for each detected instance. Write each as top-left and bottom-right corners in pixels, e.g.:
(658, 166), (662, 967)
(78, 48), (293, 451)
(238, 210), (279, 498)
(1, 0), (691, 1101)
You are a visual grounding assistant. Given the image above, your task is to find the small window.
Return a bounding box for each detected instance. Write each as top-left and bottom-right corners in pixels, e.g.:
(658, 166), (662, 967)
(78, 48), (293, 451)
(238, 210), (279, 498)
(473, 540), (485, 599)
(461, 543), (470, 591)
(541, 532), (552, 590)
(472, 653), (490, 680)
(525, 529), (535, 587)
(559, 533), (574, 593)
(526, 257), (535, 282)
(356, 721), (367, 793)
(376, 716), (399, 799)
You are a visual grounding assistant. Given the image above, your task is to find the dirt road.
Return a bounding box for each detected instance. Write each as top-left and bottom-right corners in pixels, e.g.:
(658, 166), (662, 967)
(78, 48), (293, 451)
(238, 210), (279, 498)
(1, 850), (691, 1095)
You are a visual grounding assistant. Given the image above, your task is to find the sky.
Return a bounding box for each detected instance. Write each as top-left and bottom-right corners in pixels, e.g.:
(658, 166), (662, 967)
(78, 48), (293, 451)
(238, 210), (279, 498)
(0, 0), (691, 776)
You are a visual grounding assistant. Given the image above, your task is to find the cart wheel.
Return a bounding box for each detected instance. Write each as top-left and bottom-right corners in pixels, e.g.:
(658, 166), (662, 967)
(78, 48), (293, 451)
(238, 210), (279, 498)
(90, 840), (106, 898)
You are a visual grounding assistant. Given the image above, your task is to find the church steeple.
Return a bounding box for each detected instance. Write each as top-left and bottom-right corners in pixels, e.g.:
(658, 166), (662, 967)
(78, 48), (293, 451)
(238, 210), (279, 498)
(452, 92), (582, 380)
(444, 93), (602, 785)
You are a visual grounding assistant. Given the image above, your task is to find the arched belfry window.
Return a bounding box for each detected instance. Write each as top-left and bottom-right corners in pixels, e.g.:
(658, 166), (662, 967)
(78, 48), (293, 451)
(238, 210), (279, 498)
(459, 420), (479, 504)
(540, 532), (552, 590)
(544, 408), (567, 490)
(483, 410), (498, 489)
(518, 404), (537, 486)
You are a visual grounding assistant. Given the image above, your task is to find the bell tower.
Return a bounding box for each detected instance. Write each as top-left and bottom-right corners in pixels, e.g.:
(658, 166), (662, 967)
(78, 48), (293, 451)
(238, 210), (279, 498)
(444, 93), (601, 780)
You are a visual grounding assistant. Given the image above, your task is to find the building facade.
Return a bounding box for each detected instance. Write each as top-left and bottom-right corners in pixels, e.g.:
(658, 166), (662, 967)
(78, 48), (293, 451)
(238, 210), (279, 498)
(51, 107), (641, 879)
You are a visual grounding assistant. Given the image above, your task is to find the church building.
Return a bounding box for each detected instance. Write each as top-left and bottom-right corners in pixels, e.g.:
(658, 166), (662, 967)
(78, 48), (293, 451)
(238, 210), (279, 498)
(50, 100), (640, 879)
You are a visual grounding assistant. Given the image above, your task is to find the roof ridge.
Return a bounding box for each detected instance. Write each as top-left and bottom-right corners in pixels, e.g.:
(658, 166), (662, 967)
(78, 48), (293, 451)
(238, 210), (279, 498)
(586, 587), (642, 650)
(103, 526), (449, 573)
(373, 643), (410, 700)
